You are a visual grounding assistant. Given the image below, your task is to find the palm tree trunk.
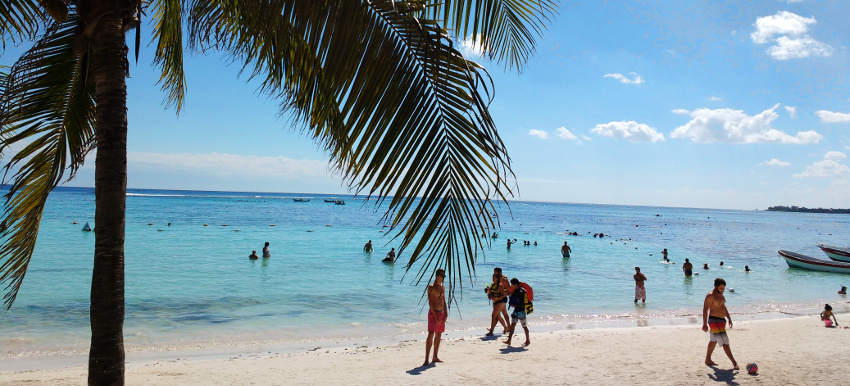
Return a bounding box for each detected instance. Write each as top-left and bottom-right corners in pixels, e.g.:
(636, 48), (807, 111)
(88, 10), (128, 386)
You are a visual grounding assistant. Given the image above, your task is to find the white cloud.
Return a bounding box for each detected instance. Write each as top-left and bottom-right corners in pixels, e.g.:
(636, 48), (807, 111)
(671, 109), (690, 115)
(457, 38), (484, 58)
(825, 151), (847, 161)
(751, 11), (815, 44)
(127, 152), (332, 178)
(794, 151), (850, 178)
(751, 11), (831, 60)
(816, 110), (850, 123)
(556, 127), (577, 140)
(604, 72), (645, 85)
(794, 160), (850, 178)
(580, 135), (592, 141)
(709, 96), (723, 101)
(591, 121), (665, 142)
(760, 158), (791, 167)
(670, 104), (822, 144)
(528, 129), (550, 139)
(784, 106), (797, 119)
(767, 35), (833, 60)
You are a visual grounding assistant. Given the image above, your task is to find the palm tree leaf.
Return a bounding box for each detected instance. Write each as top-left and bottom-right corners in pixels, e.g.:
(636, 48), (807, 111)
(423, 0), (558, 71)
(189, 1), (519, 305)
(149, 0), (186, 111)
(0, 14), (95, 310)
(0, 0), (46, 45)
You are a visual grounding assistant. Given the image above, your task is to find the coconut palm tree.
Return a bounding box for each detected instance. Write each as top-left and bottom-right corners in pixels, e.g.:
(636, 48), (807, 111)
(0, 1), (555, 384)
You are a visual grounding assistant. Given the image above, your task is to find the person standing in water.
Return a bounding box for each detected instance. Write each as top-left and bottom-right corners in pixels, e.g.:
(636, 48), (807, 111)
(634, 267), (647, 303)
(683, 259), (693, 276)
(364, 240), (373, 252)
(702, 278), (738, 370)
(248, 250), (259, 260)
(661, 248), (668, 261)
(424, 269), (447, 366)
(262, 242), (271, 258)
(561, 242), (571, 257)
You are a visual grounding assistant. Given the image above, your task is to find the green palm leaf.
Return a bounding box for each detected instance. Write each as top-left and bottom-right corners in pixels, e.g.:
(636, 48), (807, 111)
(0, 0), (45, 45)
(424, 0), (558, 71)
(189, 0), (520, 304)
(150, 0), (186, 111)
(0, 14), (95, 310)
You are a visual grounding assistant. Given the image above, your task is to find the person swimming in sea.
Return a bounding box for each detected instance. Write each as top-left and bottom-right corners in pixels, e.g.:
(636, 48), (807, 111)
(249, 250), (259, 260)
(703, 263), (710, 270)
(262, 241), (271, 258)
(839, 285), (847, 295)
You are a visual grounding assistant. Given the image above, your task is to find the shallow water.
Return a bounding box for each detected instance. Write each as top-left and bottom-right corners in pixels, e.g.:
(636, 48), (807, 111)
(2, 187), (848, 357)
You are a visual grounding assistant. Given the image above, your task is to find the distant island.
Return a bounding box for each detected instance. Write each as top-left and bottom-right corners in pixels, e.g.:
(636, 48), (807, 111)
(767, 205), (850, 214)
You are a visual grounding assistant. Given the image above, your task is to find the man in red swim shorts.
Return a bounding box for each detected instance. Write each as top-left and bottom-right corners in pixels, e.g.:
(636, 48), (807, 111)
(424, 269), (447, 366)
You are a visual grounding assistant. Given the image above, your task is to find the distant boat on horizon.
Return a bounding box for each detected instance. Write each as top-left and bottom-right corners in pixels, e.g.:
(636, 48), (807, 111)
(293, 198), (310, 202)
(324, 198), (336, 203)
(334, 200), (345, 205)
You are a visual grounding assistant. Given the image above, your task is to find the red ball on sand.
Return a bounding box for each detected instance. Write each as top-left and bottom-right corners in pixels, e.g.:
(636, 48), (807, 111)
(746, 362), (758, 374)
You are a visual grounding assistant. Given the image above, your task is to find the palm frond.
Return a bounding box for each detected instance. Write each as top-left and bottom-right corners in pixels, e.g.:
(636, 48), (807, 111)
(189, 0), (517, 305)
(149, 0), (186, 111)
(0, 14), (95, 310)
(423, 0), (558, 71)
(0, 0), (46, 45)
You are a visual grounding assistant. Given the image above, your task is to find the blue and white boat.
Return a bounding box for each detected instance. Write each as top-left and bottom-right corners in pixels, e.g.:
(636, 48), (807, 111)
(779, 250), (850, 274)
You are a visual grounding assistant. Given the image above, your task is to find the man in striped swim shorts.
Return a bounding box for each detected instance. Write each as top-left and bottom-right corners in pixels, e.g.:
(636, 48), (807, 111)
(701, 278), (739, 370)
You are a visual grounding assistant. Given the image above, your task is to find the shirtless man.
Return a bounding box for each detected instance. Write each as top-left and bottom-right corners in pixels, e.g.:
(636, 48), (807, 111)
(702, 278), (738, 370)
(561, 242), (571, 257)
(424, 269), (447, 366)
(683, 259), (693, 276)
(364, 240), (373, 252)
(633, 267), (646, 303)
(383, 247), (396, 262)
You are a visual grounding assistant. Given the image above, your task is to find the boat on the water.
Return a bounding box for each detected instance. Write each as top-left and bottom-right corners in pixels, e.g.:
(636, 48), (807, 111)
(778, 250), (850, 274)
(817, 244), (850, 263)
(324, 199), (336, 203)
(81, 222), (92, 232)
(293, 198), (310, 202)
(334, 200), (345, 205)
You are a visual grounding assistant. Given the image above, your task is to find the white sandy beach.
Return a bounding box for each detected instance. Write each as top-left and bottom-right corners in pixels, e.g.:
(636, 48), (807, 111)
(2, 314), (848, 385)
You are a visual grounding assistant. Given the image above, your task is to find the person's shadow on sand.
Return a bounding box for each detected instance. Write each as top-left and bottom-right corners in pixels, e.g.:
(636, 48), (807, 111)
(499, 346), (527, 354)
(707, 366), (739, 385)
(479, 334), (501, 341)
(406, 364), (434, 375)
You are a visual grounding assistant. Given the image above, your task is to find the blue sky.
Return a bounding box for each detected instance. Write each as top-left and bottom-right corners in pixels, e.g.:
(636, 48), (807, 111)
(5, 1), (850, 210)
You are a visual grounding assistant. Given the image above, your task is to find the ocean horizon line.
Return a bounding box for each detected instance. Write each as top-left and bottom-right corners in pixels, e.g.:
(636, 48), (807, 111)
(46, 184), (770, 212)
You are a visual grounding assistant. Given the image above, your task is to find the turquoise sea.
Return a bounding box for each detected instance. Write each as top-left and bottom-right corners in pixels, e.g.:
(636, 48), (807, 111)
(2, 187), (849, 360)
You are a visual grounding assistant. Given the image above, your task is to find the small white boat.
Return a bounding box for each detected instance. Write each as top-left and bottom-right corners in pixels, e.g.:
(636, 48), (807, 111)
(817, 244), (850, 263)
(779, 250), (850, 274)
(293, 198), (310, 202)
